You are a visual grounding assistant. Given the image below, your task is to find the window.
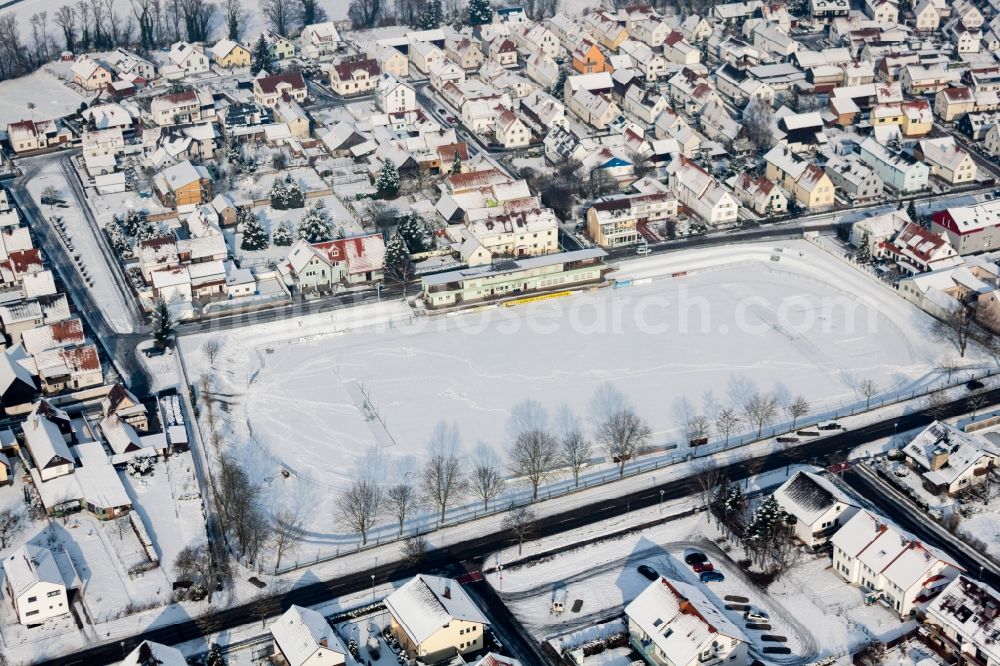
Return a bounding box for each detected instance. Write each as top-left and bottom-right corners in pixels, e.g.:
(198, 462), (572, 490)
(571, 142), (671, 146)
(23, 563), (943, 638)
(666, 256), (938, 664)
(47, 590), (61, 598)
(26, 610), (39, 616)
(27, 596), (37, 603)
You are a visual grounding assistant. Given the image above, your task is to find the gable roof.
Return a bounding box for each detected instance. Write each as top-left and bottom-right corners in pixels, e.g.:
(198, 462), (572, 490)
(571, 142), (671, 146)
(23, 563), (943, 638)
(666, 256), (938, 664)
(271, 605), (347, 666)
(1, 545), (64, 598)
(384, 574), (489, 646)
(774, 470), (857, 526)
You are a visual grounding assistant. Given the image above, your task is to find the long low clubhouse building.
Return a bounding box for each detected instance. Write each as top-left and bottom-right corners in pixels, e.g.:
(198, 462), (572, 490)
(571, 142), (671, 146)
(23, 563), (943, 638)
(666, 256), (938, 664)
(421, 248), (609, 308)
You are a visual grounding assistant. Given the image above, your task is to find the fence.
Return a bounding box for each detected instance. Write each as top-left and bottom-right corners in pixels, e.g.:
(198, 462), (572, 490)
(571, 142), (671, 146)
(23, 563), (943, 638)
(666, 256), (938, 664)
(272, 361), (1000, 574)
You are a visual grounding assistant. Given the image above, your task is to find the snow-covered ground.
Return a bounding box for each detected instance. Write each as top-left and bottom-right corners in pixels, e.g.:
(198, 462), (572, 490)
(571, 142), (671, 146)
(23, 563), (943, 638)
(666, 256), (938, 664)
(0, 67), (88, 125)
(24, 156), (138, 334)
(178, 240), (986, 544)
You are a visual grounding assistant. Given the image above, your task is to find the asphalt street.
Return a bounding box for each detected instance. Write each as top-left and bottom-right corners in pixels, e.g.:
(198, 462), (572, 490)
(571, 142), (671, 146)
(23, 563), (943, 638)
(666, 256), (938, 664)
(34, 384), (1000, 666)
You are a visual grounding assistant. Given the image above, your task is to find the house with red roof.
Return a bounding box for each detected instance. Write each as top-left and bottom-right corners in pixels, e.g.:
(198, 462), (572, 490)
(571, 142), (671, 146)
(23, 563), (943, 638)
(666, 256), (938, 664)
(281, 235), (386, 292)
(253, 71), (307, 109)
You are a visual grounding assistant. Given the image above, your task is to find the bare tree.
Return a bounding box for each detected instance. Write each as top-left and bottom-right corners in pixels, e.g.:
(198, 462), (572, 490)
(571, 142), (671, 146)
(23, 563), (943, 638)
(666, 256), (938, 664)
(215, 453), (268, 562)
(596, 406), (652, 477)
(385, 482), (418, 536)
(743, 392), (779, 438)
(347, 0), (382, 28)
(923, 391), (951, 421)
(223, 0), (244, 39)
(422, 423), (466, 523)
(271, 508), (302, 571)
(685, 414), (711, 444)
(560, 427), (592, 487)
(967, 390), (989, 418)
(174, 543), (216, 601)
(715, 407), (741, 445)
(935, 304), (975, 358)
(55, 5), (78, 52)
(741, 95), (774, 151)
(785, 395), (809, 429)
(260, 0), (292, 34)
(692, 460), (722, 523)
(502, 506), (536, 556)
(181, 0), (215, 42)
(297, 0), (326, 25)
(469, 450), (505, 511)
(858, 378), (878, 410)
(401, 535), (429, 564)
(0, 507), (25, 549)
(509, 429), (559, 500)
(202, 337), (222, 363)
(336, 479), (383, 545)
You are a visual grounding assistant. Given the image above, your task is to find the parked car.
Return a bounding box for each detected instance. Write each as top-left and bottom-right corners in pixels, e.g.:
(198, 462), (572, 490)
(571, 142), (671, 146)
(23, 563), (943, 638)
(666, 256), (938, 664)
(692, 561), (714, 573)
(744, 608), (770, 623)
(684, 551), (708, 565)
(700, 571), (725, 583)
(144, 346), (165, 358)
(637, 565), (658, 581)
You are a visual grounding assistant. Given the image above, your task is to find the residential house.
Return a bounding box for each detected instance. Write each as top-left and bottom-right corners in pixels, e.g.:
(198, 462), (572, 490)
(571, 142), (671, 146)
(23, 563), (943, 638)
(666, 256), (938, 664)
(34, 345), (102, 393)
(328, 56), (381, 96)
(1, 546), (69, 625)
(621, 39), (669, 79)
(923, 576), (1000, 666)
(858, 137), (929, 193)
(864, 0), (899, 22)
(902, 421), (998, 495)
(831, 509), (962, 616)
(102, 383), (149, 432)
(730, 173), (789, 216)
(625, 576), (750, 666)
(664, 31), (701, 66)
(572, 38), (609, 74)
(586, 192), (678, 247)
(493, 107), (530, 148)
(514, 24), (560, 58)
(282, 235), (386, 292)
(376, 74), (416, 114)
(901, 65), (959, 96)
(824, 153), (884, 202)
(916, 137), (978, 185)
(150, 90), (214, 126)
(270, 605), (348, 666)
(0, 345), (35, 415)
(525, 52), (560, 88)
(623, 86), (670, 126)
(764, 146), (836, 209)
(567, 87), (620, 130)
(300, 22), (342, 60)
(632, 17), (671, 46)
(258, 29), (296, 60)
(487, 36), (518, 67)
(253, 71), (307, 108)
(153, 160), (213, 209)
(680, 15), (713, 42)
(109, 48), (156, 82)
(446, 38), (486, 70)
(811, 0), (851, 20)
(370, 44), (409, 78)
(429, 59), (466, 91)
(123, 642), (187, 666)
(668, 157), (740, 226)
(935, 87), (976, 122)
(166, 42), (209, 77)
(71, 55), (112, 90)
(410, 41), (446, 74)
(879, 222), (962, 274)
(211, 39), (250, 68)
(932, 201), (1000, 254)
(23, 405), (74, 481)
(913, 0), (941, 31)
(584, 11), (629, 50)
(953, 0), (984, 29)
(986, 123), (1000, 155)
(385, 575), (490, 664)
(7, 119), (71, 154)
(773, 471), (860, 549)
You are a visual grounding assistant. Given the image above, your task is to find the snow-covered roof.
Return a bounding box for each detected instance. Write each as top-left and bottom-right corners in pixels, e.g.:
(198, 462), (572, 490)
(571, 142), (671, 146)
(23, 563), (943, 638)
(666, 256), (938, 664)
(625, 577), (749, 665)
(23, 407), (73, 470)
(903, 421), (1000, 487)
(773, 471), (858, 527)
(926, 576), (1000, 664)
(1, 545), (64, 598)
(384, 575), (489, 646)
(270, 605), (347, 666)
(122, 641), (187, 666)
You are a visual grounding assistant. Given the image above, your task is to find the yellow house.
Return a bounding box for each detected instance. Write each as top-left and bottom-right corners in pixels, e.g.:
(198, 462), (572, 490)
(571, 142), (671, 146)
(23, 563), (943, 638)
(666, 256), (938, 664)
(572, 38), (609, 74)
(71, 55), (112, 90)
(212, 39), (250, 68)
(934, 87), (975, 122)
(384, 575), (489, 664)
(765, 146), (835, 209)
(900, 100), (933, 136)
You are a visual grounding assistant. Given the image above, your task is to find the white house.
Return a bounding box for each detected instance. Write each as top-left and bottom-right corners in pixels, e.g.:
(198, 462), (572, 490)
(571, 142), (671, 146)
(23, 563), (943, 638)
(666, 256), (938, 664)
(773, 471), (860, 548)
(625, 576), (750, 666)
(831, 510), (962, 617)
(902, 421), (999, 495)
(166, 42), (209, 77)
(858, 137), (929, 193)
(924, 576), (1000, 666)
(271, 605), (348, 666)
(23, 405), (74, 481)
(1, 545), (69, 625)
(667, 157), (740, 226)
(385, 574), (490, 664)
(300, 22), (342, 60)
(376, 74), (416, 114)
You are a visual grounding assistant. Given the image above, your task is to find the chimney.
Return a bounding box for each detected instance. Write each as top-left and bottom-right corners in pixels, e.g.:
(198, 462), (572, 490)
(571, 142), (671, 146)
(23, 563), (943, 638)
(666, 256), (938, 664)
(930, 447), (950, 471)
(443, 585), (451, 599)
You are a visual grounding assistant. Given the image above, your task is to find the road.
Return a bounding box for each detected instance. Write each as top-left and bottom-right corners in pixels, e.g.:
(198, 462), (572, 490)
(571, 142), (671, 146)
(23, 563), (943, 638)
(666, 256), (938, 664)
(33, 385), (1000, 666)
(8, 163), (153, 395)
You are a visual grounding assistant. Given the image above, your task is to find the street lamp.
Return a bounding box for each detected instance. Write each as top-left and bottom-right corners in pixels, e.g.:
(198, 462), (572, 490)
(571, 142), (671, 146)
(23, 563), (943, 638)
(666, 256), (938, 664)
(659, 489), (664, 510)
(375, 282), (383, 302)
(371, 573), (376, 601)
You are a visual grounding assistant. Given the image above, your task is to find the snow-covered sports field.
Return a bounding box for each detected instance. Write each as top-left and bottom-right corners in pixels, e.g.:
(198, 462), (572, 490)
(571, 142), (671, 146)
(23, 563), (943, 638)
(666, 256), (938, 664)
(183, 240), (986, 538)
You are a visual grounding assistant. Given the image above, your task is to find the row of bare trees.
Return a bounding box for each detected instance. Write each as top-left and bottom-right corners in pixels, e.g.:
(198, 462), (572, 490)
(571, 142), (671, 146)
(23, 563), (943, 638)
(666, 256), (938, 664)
(0, 0), (326, 83)
(336, 387), (654, 545)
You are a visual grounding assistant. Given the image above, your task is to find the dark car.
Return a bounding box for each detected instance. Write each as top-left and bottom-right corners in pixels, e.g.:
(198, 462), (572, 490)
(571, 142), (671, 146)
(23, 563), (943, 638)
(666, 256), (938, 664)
(684, 551), (708, 565)
(967, 379), (985, 391)
(700, 571), (725, 583)
(638, 565), (659, 581)
(693, 561), (714, 573)
(144, 346), (165, 358)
